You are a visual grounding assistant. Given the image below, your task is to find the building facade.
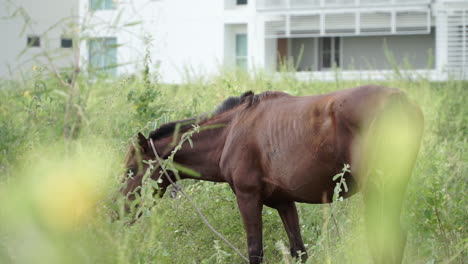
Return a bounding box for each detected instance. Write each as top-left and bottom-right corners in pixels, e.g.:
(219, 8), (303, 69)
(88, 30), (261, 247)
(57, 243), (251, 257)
(1, 0), (467, 82)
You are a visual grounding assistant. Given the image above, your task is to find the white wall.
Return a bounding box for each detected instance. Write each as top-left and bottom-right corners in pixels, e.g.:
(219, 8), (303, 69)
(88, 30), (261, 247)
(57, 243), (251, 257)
(82, 0), (226, 83)
(1, 0), (228, 83)
(0, 0), (79, 79)
(79, 0), (162, 76)
(224, 24), (248, 68)
(154, 0), (225, 83)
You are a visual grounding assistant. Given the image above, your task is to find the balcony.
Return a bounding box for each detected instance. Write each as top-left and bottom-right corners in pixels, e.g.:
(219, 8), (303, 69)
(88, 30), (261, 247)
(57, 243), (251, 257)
(264, 10), (431, 38)
(256, 0), (432, 11)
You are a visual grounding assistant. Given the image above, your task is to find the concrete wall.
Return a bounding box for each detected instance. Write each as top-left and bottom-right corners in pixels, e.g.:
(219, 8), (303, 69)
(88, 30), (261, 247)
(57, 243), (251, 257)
(342, 32), (436, 70)
(0, 0), (79, 79)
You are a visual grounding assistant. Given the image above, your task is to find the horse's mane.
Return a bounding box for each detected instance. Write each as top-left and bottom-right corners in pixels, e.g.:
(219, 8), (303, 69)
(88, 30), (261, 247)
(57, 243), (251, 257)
(212, 91), (254, 115)
(213, 90), (286, 114)
(149, 118), (198, 140)
(148, 90), (286, 140)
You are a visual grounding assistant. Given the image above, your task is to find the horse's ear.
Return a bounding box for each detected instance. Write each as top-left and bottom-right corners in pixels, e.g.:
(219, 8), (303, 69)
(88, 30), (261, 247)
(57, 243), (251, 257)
(137, 132), (149, 153)
(240, 91), (254, 102)
(240, 91), (255, 106)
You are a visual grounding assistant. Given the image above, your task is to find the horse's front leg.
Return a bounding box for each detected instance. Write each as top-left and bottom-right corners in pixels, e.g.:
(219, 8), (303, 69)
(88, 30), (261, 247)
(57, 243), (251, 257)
(235, 190), (264, 264)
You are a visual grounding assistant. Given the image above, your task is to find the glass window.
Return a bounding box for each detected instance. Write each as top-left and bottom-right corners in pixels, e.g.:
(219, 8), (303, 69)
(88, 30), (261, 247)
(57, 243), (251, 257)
(61, 38), (73, 48)
(321, 38), (332, 68)
(334, 37), (340, 67)
(235, 34), (248, 70)
(237, 0), (248, 5)
(88, 38), (118, 76)
(27, 36), (40, 47)
(320, 37), (340, 70)
(90, 0), (115, 11)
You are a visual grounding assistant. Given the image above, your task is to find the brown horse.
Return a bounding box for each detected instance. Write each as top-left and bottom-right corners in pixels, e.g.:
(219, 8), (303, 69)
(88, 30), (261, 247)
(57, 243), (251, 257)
(122, 85), (423, 264)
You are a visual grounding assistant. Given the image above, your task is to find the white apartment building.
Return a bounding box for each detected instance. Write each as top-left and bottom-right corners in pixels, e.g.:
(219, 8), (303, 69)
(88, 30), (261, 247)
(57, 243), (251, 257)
(1, 0), (467, 83)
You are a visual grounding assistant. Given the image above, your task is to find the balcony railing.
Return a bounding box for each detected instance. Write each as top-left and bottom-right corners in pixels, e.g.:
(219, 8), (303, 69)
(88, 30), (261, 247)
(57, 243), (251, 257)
(447, 9), (468, 75)
(257, 0), (432, 11)
(264, 9), (431, 38)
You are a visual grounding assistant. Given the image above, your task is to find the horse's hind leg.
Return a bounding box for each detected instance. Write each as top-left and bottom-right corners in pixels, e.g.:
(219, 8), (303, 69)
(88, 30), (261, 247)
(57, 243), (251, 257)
(274, 201), (308, 262)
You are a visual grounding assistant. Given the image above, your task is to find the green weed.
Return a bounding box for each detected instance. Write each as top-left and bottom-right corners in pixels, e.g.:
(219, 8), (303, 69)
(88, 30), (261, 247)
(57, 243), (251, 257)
(0, 72), (466, 263)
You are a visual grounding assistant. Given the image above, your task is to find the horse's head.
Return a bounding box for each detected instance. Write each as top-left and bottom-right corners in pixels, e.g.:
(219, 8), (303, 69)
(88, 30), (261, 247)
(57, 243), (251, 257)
(122, 133), (169, 204)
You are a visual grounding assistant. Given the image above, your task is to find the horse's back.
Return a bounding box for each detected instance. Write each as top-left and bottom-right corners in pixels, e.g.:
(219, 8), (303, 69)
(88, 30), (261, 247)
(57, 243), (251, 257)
(221, 86), (423, 204)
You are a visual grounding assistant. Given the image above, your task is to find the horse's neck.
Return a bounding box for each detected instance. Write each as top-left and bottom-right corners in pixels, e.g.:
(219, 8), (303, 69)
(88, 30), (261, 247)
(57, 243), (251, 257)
(169, 115), (232, 183)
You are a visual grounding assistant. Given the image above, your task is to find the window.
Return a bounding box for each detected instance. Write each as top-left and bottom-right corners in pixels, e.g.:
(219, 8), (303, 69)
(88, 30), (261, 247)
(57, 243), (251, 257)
(237, 0), (248, 5)
(319, 37), (340, 70)
(88, 38), (118, 76)
(235, 34), (248, 70)
(61, 38), (73, 48)
(90, 0), (115, 11)
(27, 36), (40, 47)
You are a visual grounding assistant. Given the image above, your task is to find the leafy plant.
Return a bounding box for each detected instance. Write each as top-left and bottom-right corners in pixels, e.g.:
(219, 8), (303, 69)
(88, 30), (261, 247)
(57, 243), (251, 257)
(332, 164), (351, 202)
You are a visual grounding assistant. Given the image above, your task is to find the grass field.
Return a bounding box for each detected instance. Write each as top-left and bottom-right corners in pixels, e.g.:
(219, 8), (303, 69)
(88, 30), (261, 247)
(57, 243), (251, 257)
(0, 70), (466, 264)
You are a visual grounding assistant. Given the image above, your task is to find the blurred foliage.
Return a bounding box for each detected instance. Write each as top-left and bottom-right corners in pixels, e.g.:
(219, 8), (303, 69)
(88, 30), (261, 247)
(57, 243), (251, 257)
(0, 69), (466, 263)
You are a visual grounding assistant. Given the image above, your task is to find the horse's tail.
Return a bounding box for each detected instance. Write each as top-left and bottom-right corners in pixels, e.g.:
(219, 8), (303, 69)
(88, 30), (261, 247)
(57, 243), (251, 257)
(361, 90), (424, 263)
(362, 91), (424, 187)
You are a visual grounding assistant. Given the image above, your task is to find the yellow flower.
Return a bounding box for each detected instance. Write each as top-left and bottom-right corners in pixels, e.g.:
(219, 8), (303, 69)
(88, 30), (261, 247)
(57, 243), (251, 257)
(32, 65), (38, 71)
(36, 170), (98, 230)
(23, 91), (30, 97)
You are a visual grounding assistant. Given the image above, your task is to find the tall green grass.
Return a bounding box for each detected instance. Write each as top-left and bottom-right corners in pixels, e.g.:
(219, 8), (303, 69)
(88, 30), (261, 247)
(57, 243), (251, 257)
(0, 70), (466, 263)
